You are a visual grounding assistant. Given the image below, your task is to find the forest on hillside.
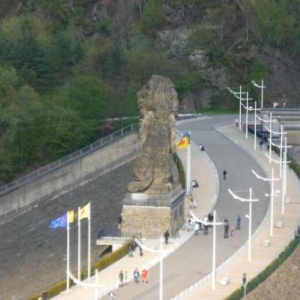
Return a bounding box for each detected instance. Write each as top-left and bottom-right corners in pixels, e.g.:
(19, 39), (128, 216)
(0, 0), (299, 183)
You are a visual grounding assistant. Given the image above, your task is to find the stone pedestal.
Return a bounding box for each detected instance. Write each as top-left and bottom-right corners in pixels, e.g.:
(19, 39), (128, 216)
(121, 186), (185, 239)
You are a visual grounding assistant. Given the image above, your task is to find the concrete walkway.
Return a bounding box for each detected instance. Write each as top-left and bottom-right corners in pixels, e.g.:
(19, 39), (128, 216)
(183, 123), (300, 299)
(52, 121), (300, 300)
(52, 127), (218, 300)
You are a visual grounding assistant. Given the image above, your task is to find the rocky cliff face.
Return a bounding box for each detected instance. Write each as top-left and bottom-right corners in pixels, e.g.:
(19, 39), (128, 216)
(158, 1), (300, 111)
(2, 0), (300, 111)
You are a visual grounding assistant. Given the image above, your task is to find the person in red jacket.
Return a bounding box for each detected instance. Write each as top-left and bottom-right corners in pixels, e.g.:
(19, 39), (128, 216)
(141, 268), (149, 283)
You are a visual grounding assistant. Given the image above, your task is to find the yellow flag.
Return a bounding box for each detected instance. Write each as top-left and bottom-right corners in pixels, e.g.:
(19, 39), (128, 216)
(67, 210), (75, 224)
(177, 136), (189, 149)
(79, 203), (90, 220)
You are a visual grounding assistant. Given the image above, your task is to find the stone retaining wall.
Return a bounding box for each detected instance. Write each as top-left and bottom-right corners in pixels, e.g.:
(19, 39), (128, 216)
(0, 132), (139, 219)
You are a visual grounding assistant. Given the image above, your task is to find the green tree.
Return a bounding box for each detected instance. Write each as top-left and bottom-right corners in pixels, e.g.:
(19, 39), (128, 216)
(67, 75), (107, 120)
(254, 0), (297, 49)
(141, 0), (168, 38)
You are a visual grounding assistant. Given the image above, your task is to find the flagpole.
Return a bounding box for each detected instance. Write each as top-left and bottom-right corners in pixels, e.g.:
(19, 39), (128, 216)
(78, 206), (81, 282)
(88, 203), (91, 279)
(186, 143), (191, 195)
(66, 220), (70, 292)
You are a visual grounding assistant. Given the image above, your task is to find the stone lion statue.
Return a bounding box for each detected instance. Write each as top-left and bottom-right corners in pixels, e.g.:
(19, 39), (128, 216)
(127, 75), (180, 194)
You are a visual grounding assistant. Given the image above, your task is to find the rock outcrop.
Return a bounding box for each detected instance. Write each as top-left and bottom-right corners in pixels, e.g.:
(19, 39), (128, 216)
(127, 75), (180, 194)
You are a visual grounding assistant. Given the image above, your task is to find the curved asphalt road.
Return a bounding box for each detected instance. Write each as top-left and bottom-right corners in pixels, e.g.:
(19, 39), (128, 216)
(104, 115), (270, 300)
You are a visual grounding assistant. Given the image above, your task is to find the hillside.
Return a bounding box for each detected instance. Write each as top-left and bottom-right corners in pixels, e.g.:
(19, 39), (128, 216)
(0, 0), (299, 182)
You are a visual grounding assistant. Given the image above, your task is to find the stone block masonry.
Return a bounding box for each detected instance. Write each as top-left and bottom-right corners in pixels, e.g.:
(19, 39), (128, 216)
(121, 186), (185, 239)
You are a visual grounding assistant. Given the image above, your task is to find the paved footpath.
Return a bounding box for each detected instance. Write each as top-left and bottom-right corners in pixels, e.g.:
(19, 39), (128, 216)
(52, 121), (300, 300)
(52, 124), (218, 300)
(184, 122), (300, 299)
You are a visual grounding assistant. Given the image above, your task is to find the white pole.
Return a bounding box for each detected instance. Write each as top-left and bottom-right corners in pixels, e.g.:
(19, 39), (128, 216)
(284, 137), (288, 198)
(160, 237), (163, 300)
(67, 221), (70, 292)
(254, 101), (257, 150)
(248, 188), (252, 262)
(189, 210), (222, 291)
(78, 207), (81, 282)
(246, 92), (249, 139)
(269, 113), (272, 163)
(261, 79), (264, 109)
(228, 188), (259, 262)
(239, 86), (242, 130)
(282, 137), (287, 214)
(285, 136), (288, 193)
(95, 269), (99, 300)
(88, 210), (91, 280)
(279, 125), (283, 177)
(212, 210), (217, 290)
(134, 237), (165, 299)
(270, 168), (274, 237)
(281, 149), (285, 215)
(186, 140), (191, 195)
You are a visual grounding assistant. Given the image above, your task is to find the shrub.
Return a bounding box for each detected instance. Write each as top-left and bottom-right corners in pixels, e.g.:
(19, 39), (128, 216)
(174, 153), (185, 189)
(27, 241), (131, 300)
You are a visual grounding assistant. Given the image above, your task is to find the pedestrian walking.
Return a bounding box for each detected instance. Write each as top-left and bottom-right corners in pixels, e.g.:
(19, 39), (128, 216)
(108, 290), (115, 299)
(236, 214), (241, 230)
(189, 195), (197, 208)
(118, 214), (122, 229)
(224, 219), (229, 238)
(194, 222), (200, 236)
(230, 227), (234, 236)
(193, 195), (197, 208)
(128, 243), (133, 257)
(208, 212), (213, 226)
(139, 246), (143, 256)
(124, 270), (128, 285)
(119, 270), (124, 287)
(164, 229), (170, 244)
(141, 268), (149, 283)
(203, 215), (209, 235)
(223, 169), (227, 180)
(133, 268), (140, 283)
(259, 140), (263, 150)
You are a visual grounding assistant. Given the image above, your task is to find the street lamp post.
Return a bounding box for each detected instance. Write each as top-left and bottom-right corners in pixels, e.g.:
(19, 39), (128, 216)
(264, 122), (288, 176)
(268, 112), (273, 162)
(252, 168), (280, 236)
(282, 137), (291, 214)
(228, 188), (259, 261)
(263, 124), (292, 215)
(190, 210), (223, 290)
(252, 79), (267, 109)
(256, 113), (277, 163)
(249, 101), (260, 150)
(240, 92), (253, 139)
(159, 237), (163, 300)
(227, 86), (246, 131)
(246, 92), (249, 140)
(134, 237), (165, 300)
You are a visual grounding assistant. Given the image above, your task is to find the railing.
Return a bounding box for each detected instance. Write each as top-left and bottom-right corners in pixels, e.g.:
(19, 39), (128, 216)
(0, 124), (138, 197)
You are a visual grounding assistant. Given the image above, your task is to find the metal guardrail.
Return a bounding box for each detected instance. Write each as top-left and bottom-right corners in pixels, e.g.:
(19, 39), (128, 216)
(0, 113), (204, 199)
(0, 124), (138, 197)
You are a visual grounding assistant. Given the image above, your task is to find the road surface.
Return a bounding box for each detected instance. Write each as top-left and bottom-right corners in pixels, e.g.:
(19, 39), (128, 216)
(101, 115), (270, 299)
